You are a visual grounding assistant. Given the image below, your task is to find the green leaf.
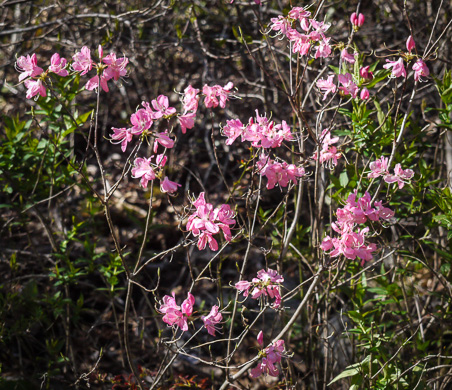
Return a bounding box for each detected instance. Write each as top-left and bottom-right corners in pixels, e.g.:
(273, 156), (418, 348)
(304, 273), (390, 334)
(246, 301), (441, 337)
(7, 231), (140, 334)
(328, 356), (370, 385)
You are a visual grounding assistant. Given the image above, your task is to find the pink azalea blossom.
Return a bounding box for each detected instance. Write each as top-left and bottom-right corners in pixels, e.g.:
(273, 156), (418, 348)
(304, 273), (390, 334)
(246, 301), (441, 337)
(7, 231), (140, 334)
(317, 75), (337, 101)
(186, 192), (236, 251)
(312, 129), (342, 166)
(406, 35), (415, 53)
(85, 74), (109, 92)
(257, 154), (306, 190)
(201, 305), (222, 336)
(321, 190), (395, 264)
(151, 95), (177, 119)
(383, 58), (406, 78)
(338, 73), (359, 98)
(202, 82), (234, 109)
(24, 79), (46, 99)
(130, 108), (153, 135)
(314, 37), (332, 58)
(250, 333), (285, 378)
(368, 157), (389, 179)
(179, 111), (196, 134)
(384, 163), (414, 189)
(110, 127), (133, 152)
(341, 49), (356, 64)
(48, 53), (68, 77)
(160, 177), (181, 194)
(102, 52), (128, 81)
(153, 131), (175, 153)
(131, 157), (156, 188)
(16, 53), (43, 81)
(269, 15), (291, 35)
(412, 59), (429, 82)
(235, 268), (284, 308)
(72, 46), (93, 75)
(182, 85), (200, 112)
(159, 292), (195, 332)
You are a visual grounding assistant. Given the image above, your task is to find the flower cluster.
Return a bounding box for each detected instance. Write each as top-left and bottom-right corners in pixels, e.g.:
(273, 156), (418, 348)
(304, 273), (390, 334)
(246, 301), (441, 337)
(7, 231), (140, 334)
(383, 36), (429, 81)
(368, 157), (414, 189)
(16, 46), (129, 99)
(269, 6), (333, 59)
(159, 292), (195, 332)
(131, 154), (180, 194)
(235, 269), (284, 308)
(186, 192), (236, 251)
(321, 191), (394, 264)
(317, 72), (370, 101)
(313, 129), (342, 167)
(350, 12), (365, 30)
(159, 293), (222, 337)
(256, 154), (306, 190)
(222, 110), (293, 148)
(250, 331), (286, 378)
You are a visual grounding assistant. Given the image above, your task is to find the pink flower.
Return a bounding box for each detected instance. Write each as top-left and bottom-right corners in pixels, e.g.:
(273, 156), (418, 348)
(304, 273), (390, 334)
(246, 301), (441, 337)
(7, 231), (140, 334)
(201, 305), (222, 336)
(338, 73), (359, 98)
(159, 292), (195, 332)
(202, 82), (234, 109)
(222, 119), (245, 145)
(236, 269), (284, 308)
(24, 79), (46, 99)
(85, 74), (109, 92)
(360, 87), (370, 100)
(269, 16), (291, 35)
(406, 35), (415, 53)
(288, 7), (311, 21)
(368, 157), (389, 179)
(186, 192), (236, 251)
(179, 112), (196, 134)
(341, 49), (356, 64)
(182, 85), (200, 112)
(316, 75), (337, 101)
(160, 177), (181, 194)
(110, 127), (133, 152)
(48, 53), (68, 77)
(151, 95), (177, 119)
(102, 52), (128, 81)
(130, 108), (153, 135)
(383, 58), (406, 78)
(250, 334), (285, 378)
(16, 53), (43, 81)
(312, 129), (342, 166)
(360, 65), (373, 80)
(412, 59), (429, 82)
(131, 157), (156, 188)
(314, 38), (332, 59)
(350, 12), (365, 27)
(72, 46), (93, 75)
(384, 163), (414, 189)
(153, 131), (175, 153)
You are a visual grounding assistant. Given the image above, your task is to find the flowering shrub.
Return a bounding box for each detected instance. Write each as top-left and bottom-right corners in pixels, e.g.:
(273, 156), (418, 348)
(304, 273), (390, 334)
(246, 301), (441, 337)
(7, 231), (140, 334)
(2, 1), (452, 389)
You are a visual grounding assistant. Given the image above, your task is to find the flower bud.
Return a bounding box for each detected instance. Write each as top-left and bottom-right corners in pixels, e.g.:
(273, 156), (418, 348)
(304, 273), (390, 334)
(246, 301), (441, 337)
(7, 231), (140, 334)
(406, 35), (415, 53)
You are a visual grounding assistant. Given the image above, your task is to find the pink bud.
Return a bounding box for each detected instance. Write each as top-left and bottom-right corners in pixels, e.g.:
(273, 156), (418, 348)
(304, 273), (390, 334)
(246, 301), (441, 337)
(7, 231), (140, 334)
(257, 331), (264, 346)
(98, 45), (103, 59)
(406, 35), (415, 52)
(359, 66), (373, 80)
(350, 12), (364, 27)
(360, 88), (370, 100)
(357, 13), (365, 26)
